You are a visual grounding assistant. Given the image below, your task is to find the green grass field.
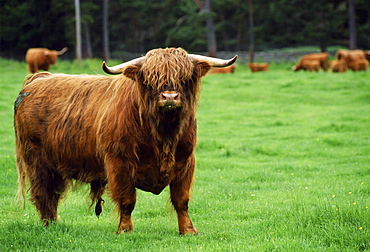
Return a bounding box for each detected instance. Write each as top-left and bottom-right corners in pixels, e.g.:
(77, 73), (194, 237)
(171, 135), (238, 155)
(0, 58), (369, 251)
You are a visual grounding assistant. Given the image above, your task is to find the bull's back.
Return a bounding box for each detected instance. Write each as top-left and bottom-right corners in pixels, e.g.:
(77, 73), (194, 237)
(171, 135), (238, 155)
(14, 73), (125, 178)
(25, 49), (49, 64)
(25, 49), (40, 62)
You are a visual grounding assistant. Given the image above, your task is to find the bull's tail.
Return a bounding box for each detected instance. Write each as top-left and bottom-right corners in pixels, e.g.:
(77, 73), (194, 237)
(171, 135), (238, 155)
(16, 155), (27, 207)
(89, 180), (108, 217)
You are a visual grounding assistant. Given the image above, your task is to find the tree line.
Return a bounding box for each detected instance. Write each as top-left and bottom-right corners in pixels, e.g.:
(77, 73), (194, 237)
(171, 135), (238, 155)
(1, 0), (369, 60)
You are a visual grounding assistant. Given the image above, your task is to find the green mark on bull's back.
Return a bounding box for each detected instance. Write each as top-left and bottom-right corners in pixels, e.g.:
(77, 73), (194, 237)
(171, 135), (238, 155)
(14, 92), (30, 112)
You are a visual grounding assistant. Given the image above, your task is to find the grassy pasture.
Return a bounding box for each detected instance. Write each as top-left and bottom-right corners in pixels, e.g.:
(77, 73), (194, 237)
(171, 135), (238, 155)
(0, 58), (369, 251)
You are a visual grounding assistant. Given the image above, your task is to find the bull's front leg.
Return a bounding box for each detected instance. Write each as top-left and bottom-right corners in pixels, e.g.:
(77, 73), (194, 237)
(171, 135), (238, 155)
(105, 155), (136, 234)
(170, 159), (198, 235)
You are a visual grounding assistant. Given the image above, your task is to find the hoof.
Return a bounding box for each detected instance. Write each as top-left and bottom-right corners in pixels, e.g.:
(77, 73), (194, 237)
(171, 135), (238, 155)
(116, 229), (134, 235)
(116, 225), (133, 235)
(179, 227), (198, 236)
(42, 218), (57, 227)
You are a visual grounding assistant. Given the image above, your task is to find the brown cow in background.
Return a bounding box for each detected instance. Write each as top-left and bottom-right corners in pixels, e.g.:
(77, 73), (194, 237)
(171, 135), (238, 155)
(208, 64), (235, 74)
(335, 49), (368, 71)
(248, 63), (269, 72)
(25, 47), (68, 73)
(292, 52), (329, 72)
(330, 59), (348, 73)
(14, 48), (237, 235)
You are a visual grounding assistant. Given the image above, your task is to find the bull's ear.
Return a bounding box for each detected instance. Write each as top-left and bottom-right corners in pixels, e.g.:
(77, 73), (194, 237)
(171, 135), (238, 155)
(195, 62), (212, 77)
(123, 65), (141, 80)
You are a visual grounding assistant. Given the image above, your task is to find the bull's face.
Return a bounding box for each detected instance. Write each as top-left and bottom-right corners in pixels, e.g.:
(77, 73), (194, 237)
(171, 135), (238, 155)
(44, 50), (58, 65)
(102, 48), (237, 116)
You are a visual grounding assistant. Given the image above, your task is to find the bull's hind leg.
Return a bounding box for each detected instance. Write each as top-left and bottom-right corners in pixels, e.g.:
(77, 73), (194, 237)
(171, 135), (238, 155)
(115, 189), (136, 234)
(170, 159), (198, 235)
(28, 160), (66, 226)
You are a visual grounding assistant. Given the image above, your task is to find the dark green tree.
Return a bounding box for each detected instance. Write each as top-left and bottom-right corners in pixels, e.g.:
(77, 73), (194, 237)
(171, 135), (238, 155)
(1, 0), (370, 59)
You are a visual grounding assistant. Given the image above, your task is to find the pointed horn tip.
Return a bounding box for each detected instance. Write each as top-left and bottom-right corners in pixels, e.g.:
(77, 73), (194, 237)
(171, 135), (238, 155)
(102, 61), (122, 75)
(56, 47), (68, 55)
(102, 61), (111, 74)
(216, 55), (238, 67)
(229, 55), (238, 65)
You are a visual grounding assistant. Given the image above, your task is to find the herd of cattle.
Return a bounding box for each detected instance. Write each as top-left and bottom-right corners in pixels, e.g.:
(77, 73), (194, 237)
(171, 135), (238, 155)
(209, 49), (369, 74)
(292, 49), (369, 72)
(25, 47), (369, 74)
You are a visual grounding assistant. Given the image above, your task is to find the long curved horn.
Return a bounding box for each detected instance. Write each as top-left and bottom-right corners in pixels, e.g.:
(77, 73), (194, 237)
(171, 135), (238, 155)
(57, 47), (68, 55)
(102, 53), (238, 75)
(102, 56), (146, 75)
(188, 54), (237, 67)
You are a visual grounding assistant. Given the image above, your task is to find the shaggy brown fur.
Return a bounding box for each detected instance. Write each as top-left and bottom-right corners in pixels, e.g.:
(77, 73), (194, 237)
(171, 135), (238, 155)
(292, 53), (329, 72)
(25, 47), (67, 73)
(14, 48), (235, 235)
(247, 63), (269, 72)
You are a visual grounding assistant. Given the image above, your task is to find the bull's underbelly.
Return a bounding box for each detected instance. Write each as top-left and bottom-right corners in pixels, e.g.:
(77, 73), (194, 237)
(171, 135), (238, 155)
(48, 150), (173, 195)
(135, 164), (173, 195)
(47, 142), (186, 195)
(136, 181), (168, 195)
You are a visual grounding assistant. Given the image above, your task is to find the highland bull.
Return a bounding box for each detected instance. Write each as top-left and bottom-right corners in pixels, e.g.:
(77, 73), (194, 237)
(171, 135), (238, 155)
(25, 47), (68, 73)
(14, 48), (237, 235)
